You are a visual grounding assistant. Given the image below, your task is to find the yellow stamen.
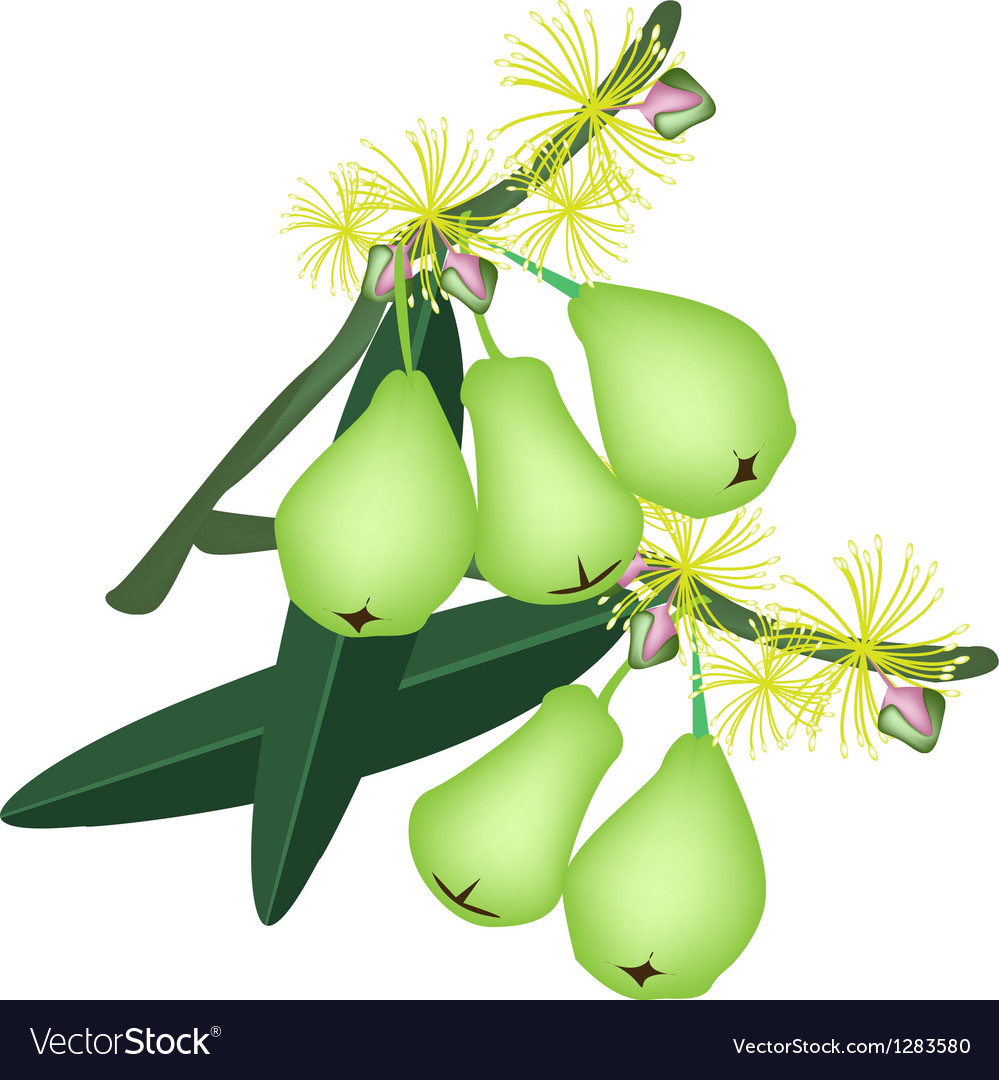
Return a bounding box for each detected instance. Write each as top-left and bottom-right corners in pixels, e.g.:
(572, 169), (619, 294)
(492, 5), (693, 199)
(778, 538), (968, 759)
(281, 164), (388, 298)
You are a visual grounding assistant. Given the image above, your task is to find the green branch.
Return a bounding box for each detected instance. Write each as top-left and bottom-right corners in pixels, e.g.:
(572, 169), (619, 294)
(105, 300), (385, 613)
(661, 582), (998, 683)
(103, 3), (684, 614)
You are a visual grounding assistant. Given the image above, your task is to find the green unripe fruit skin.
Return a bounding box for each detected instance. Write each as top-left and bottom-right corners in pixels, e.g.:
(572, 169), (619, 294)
(563, 733), (765, 999)
(461, 355), (643, 603)
(568, 284), (796, 519)
(408, 684), (623, 927)
(274, 369), (476, 637)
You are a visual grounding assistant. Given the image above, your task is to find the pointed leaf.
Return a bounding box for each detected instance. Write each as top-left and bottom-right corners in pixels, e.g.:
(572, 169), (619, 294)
(1, 670), (273, 827)
(412, 294), (464, 447)
(10, 582), (994, 840)
(335, 288), (463, 445)
(250, 605), (417, 924)
(371, 593), (621, 770)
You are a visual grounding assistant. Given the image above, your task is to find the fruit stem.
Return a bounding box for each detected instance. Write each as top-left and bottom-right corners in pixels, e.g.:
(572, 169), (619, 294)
(597, 658), (632, 710)
(393, 242), (414, 377)
(473, 311), (509, 363)
(495, 247), (581, 299)
(691, 630), (709, 739)
(456, 211), (509, 363)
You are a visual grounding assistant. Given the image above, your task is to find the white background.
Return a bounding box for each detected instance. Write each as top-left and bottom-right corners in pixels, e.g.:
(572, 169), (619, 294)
(1, 0), (996, 1001)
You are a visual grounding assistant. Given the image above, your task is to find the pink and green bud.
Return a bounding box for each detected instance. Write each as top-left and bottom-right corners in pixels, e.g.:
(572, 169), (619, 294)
(361, 241), (413, 302)
(646, 69), (716, 141)
(441, 250), (498, 314)
(876, 685), (945, 753)
(636, 79), (703, 128)
(628, 605), (679, 669)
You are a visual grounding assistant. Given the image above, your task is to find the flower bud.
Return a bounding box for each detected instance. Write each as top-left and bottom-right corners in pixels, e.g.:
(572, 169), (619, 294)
(876, 684), (945, 753)
(360, 242), (413, 302)
(628, 605), (679, 668)
(441, 251), (498, 314)
(646, 69), (716, 140)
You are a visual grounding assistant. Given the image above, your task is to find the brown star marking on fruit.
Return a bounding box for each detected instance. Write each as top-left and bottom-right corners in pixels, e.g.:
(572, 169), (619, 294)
(725, 449), (760, 489)
(432, 874), (501, 919)
(615, 952), (672, 987)
(330, 599), (383, 633)
(548, 556), (621, 595)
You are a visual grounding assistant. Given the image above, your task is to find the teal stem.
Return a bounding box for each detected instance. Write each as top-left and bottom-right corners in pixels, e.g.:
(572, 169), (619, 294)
(393, 244), (413, 377)
(598, 658), (632, 711)
(691, 632), (709, 739)
(498, 248), (581, 299)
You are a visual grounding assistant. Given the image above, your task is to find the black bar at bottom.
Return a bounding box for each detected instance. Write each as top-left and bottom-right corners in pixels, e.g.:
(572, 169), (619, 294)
(1, 999), (993, 1071)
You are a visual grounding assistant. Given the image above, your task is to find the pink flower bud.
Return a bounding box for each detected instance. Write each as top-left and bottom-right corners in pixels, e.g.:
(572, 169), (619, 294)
(628, 605), (679, 669)
(636, 80), (703, 129)
(876, 685), (945, 753)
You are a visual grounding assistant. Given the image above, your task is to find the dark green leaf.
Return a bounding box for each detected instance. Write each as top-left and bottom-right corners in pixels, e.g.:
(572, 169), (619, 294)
(412, 297), (464, 447)
(1, 670), (272, 827)
(371, 594), (621, 773)
(251, 605), (416, 924)
(336, 290), (464, 445)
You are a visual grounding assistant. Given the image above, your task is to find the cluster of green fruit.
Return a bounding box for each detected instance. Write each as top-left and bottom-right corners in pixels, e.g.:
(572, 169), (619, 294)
(273, 282), (796, 637)
(270, 272), (793, 997)
(410, 683), (766, 999)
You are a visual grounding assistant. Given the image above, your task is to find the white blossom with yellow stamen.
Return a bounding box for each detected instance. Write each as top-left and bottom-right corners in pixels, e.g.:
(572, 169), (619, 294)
(355, 119), (511, 313)
(504, 144), (647, 283)
(694, 607), (836, 759)
(778, 536), (971, 760)
(602, 498), (779, 665)
(490, 3), (693, 198)
(281, 164), (388, 299)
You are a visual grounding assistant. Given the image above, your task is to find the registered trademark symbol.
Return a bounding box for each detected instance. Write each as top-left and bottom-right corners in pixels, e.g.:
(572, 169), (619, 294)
(211, 1026), (222, 1038)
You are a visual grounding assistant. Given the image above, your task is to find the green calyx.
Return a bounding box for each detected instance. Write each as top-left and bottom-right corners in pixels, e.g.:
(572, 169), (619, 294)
(877, 688), (946, 753)
(653, 68), (716, 140)
(628, 609), (680, 669)
(441, 257), (499, 315)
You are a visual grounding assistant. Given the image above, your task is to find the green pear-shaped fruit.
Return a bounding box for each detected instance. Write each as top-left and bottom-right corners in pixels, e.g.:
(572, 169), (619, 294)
(274, 369), (476, 637)
(460, 355), (643, 603)
(562, 733), (765, 999)
(568, 284), (796, 519)
(409, 684), (623, 927)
